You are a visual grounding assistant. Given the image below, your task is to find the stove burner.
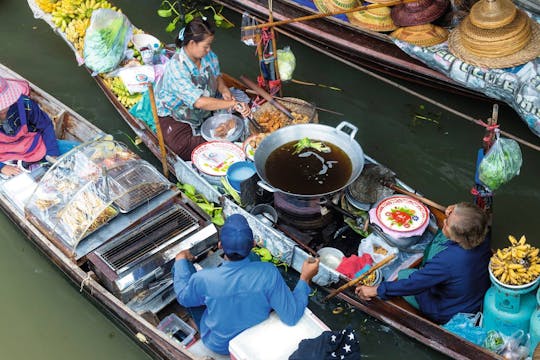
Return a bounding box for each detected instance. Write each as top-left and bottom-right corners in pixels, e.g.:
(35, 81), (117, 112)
(273, 192), (321, 217)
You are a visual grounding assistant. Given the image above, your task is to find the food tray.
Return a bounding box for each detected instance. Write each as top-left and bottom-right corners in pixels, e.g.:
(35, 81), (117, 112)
(107, 162), (170, 213)
(251, 97), (318, 133)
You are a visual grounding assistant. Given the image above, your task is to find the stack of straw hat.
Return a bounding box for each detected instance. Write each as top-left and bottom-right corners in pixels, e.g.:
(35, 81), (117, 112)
(347, 5), (398, 32)
(389, 0), (450, 46)
(448, 0), (540, 68)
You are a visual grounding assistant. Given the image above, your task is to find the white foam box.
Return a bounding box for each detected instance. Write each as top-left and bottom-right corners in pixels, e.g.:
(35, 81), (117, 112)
(229, 308), (330, 360)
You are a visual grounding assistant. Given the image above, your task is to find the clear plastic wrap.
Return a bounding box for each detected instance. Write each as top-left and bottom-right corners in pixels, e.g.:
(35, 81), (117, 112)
(24, 138), (169, 249)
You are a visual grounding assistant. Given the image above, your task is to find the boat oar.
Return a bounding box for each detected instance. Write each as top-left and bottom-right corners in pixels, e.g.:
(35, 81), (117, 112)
(384, 182), (446, 213)
(242, 0), (418, 30)
(240, 75), (295, 120)
(324, 254), (396, 301)
(147, 83), (169, 178)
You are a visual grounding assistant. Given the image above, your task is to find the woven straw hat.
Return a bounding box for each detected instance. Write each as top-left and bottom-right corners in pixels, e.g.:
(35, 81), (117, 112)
(313, 0), (359, 14)
(347, 6), (398, 32)
(448, 4), (540, 68)
(0, 77), (29, 110)
(391, 0), (450, 27)
(469, 0), (517, 29)
(391, 24), (449, 46)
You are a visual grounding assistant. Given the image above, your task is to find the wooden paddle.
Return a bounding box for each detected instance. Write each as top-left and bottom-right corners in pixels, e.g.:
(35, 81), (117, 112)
(324, 253), (396, 301)
(384, 182), (447, 212)
(242, 0), (418, 30)
(147, 83), (169, 178)
(240, 75), (295, 120)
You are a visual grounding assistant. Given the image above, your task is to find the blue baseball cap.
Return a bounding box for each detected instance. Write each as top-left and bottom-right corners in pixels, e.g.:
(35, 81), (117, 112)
(220, 214), (254, 258)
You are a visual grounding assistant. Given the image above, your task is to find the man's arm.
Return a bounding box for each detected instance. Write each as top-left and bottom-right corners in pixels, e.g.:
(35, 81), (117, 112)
(173, 250), (205, 308)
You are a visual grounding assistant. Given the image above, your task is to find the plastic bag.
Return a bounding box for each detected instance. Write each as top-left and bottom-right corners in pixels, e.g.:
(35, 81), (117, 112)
(478, 131), (522, 191)
(277, 46), (296, 81)
(84, 9), (132, 74)
(498, 330), (530, 360)
(442, 312), (488, 346)
(129, 90), (155, 132)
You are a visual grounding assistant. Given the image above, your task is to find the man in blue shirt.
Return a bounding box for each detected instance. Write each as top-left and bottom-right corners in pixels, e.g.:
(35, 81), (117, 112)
(355, 202), (491, 324)
(173, 214), (320, 355)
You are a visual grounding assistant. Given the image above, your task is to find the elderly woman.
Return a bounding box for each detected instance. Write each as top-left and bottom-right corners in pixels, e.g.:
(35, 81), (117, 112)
(355, 202), (491, 324)
(154, 17), (250, 160)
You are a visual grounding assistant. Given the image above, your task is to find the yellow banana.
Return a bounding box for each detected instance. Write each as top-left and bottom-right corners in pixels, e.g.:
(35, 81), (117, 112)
(519, 235), (527, 246)
(509, 235), (518, 246)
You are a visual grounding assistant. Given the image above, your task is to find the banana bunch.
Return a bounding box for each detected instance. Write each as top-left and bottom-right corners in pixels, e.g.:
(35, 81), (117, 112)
(490, 235), (540, 286)
(65, 18), (90, 53)
(36, 0), (58, 13)
(51, 0), (117, 32)
(101, 76), (142, 109)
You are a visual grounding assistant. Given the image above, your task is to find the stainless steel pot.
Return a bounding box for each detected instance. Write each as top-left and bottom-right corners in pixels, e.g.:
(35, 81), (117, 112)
(254, 121), (365, 198)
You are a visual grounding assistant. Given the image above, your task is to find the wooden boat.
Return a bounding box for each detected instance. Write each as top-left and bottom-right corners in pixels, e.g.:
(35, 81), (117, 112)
(213, 0), (486, 99)
(25, 3), (504, 358)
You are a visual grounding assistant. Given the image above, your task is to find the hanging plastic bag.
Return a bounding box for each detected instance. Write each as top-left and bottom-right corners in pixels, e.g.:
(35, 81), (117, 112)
(84, 9), (132, 74)
(442, 312), (488, 346)
(277, 46), (296, 81)
(478, 131), (522, 191)
(129, 90), (155, 132)
(241, 12), (258, 46)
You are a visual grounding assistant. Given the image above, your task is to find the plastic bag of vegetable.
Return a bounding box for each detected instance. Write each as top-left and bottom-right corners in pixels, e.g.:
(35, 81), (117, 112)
(478, 131), (522, 191)
(84, 9), (132, 74)
(277, 46), (296, 81)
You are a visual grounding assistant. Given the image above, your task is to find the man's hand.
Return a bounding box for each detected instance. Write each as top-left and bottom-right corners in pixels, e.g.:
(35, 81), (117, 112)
(234, 102), (252, 118)
(0, 165), (22, 177)
(175, 249), (194, 261)
(355, 285), (379, 301)
(300, 257), (320, 283)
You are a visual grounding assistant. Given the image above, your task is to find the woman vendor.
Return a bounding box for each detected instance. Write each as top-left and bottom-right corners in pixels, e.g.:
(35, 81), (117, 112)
(355, 202), (491, 324)
(154, 17), (251, 160)
(0, 76), (75, 177)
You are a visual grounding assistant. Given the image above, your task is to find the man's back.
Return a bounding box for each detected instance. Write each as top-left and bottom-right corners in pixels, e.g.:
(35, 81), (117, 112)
(174, 257), (310, 354)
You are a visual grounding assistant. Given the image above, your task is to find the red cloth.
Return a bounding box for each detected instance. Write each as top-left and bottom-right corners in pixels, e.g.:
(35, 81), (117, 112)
(336, 253), (374, 278)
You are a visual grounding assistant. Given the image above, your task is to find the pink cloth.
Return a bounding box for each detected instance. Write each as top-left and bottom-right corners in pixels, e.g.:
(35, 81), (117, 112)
(336, 253), (374, 278)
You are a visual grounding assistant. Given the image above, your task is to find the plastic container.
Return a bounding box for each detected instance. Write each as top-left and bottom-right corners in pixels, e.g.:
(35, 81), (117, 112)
(157, 313), (196, 347)
(226, 161), (256, 192)
(529, 288), (540, 355)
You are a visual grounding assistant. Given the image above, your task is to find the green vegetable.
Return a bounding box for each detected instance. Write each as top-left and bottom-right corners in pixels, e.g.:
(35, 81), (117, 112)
(176, 182), (224, 226)
(478, 136), (522, 191)
(220, 177), (242, 205)
(293, 137), (331, 155)
(277, 46), (296, 81)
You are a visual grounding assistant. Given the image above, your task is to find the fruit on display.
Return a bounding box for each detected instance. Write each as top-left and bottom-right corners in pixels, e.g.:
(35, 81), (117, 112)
(490, 235), (540, 286)
(50, 0), (118, 32)
(101, 76), (142, 109)
(65, 18), (90, 53)
(36, 0), (58, 13)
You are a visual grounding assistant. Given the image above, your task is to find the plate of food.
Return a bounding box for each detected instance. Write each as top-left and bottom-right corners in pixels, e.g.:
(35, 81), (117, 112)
(200, 114), (244, 142)
(374, 195), (429, 233)
(242, 133), (268, 160)
(191, 141), (246, 176)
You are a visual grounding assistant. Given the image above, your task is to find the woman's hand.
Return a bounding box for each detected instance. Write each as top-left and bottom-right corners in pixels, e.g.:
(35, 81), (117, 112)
(221, 87), (233, 101)
(0, 165), (22, 177)
(234, 102), (252, 118)
(355, 285), (379, 301)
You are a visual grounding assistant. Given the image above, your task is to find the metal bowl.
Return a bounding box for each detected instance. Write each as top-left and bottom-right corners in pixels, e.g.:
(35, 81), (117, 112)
(200, 114), (244, 142)
(317, 247), (345, 270)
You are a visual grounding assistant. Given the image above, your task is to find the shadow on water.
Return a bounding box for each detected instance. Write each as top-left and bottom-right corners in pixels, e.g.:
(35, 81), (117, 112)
(2, 0), (539, 358)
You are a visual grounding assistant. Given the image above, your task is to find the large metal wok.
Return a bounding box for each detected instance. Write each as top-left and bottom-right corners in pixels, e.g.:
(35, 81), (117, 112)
(254, 121), (365, 198)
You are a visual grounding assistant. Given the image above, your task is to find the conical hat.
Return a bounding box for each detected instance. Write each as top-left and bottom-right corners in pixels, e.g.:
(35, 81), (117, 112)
(391, 24), (449, 46)
(347, 6), (398, 32)
(469, 0), (517, 29)
(448, 16), (540, 68)
(391, 0), (450, 27)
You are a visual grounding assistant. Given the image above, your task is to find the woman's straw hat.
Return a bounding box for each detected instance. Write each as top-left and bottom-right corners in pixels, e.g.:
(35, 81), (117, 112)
(313, 0), (359, 14)
(391, 24), (449, 46)
(347, 6), (398, 32)
(391, 0), (450, 27)
(0, 77), (29, 110)
(448, 0), (540, 68)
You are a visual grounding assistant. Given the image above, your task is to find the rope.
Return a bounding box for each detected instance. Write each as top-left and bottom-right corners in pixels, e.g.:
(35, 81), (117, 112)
(79, 272), (92, 293)
(337, 55), (540, 152)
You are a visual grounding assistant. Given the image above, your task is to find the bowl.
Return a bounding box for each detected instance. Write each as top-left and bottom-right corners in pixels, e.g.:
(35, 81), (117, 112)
(250, 204), (278, 226)
(226, 161), (257, 192)
(317, 247), (345, 270)
(200, 114), (244, 142)
(488, 260), (540, 290)
(358, 268), (383, 286)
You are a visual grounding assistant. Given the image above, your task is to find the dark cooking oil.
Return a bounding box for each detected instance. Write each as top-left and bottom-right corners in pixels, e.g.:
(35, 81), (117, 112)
(265, 140), (352, 195)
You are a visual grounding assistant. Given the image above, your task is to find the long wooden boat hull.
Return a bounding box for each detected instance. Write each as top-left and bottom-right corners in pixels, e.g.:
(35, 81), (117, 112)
(213, 0), (486, 99)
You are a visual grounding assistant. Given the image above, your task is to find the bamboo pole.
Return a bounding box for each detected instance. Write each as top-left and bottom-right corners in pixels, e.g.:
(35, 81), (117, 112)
(242, 0), (418, 30)
(147, 83), (169, 178)
(324, 254), (396, 301)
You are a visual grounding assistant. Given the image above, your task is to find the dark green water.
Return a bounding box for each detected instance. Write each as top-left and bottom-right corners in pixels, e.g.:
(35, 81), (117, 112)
(1, 0), (539, 359)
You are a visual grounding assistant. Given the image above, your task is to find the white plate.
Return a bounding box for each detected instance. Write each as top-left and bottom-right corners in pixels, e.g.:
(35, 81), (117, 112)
(375, 195), (429, 233)
(191, 141), (245, 176)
